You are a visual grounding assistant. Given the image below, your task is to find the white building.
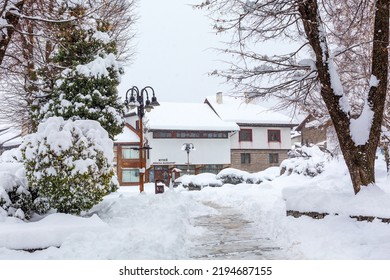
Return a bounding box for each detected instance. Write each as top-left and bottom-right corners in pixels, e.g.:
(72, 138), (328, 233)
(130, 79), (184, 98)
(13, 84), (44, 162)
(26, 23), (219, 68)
(121, 102), (238, 185)
(115, 94), (296, 186)
(113, 124), (141, 186)
(205, 93), (296, 172)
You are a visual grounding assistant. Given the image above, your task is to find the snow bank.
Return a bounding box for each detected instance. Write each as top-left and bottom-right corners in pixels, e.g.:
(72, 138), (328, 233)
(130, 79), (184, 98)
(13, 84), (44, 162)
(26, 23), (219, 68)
(281, 153), (390, 218)
(0, 185), (210, 259)
(0, 214), (107, 250)
(284, 184), (390, 217)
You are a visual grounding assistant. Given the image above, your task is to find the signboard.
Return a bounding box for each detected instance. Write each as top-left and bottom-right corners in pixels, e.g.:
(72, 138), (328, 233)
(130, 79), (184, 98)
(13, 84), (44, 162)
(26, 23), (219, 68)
(152, 158), (176, 165)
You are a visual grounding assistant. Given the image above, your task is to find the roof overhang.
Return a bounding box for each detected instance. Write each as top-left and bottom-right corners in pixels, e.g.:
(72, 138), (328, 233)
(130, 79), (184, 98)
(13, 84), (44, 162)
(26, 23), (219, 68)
(237, 123), (298, 128)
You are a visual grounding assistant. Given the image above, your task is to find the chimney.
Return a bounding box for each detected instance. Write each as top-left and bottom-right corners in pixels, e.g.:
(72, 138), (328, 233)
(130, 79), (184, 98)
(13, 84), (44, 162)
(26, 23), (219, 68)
(216, 92), (223, 104)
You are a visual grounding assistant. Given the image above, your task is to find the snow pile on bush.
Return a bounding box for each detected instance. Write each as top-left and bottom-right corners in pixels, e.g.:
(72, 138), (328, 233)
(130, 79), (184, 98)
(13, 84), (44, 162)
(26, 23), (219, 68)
(0, 157), (29, 220)
(19, 117), (117, 215)
(177, 173), (222, 190)
(280, 145), (330, 177)
(175, 167), (280, 189)
(0, 149), (47, 220)
(217, 167), (280, 185)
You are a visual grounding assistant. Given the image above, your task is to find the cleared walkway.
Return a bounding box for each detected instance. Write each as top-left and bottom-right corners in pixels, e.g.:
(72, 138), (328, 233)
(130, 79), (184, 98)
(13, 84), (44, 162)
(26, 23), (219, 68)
(190, 201), (283, 259)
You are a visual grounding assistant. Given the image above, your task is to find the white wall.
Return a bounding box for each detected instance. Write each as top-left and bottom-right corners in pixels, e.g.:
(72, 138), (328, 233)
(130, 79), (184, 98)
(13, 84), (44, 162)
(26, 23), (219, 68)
(146, 134), (231, 167)
(125, 116), (138, 129)
(230, 126), (292, 150)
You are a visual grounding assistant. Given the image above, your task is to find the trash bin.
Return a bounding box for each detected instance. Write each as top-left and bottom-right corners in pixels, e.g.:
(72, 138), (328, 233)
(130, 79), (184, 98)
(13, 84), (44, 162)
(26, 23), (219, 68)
(155, 180), (165, 194)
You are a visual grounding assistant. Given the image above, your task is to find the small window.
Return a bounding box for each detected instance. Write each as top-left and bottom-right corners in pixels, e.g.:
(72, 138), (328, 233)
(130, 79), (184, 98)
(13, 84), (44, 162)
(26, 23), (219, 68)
(122, 168), (139, 183)
(153, 131), (173, 138)
(122, 145), (139, 159)
(241, 153), (251, 164)
(268, 130), (281, 142)
(269, 153), (279, 164)
(239, 129), (252, 142)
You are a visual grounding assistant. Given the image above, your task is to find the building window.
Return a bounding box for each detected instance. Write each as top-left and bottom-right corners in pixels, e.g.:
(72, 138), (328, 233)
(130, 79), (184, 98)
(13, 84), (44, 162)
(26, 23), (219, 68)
(122, 145), (139, 159)
(153, 130), (228, 139)
(241, 153), (251, 164)
(268, 130), (281, 142)
(269, 153), (279, 164)
(239, 129), (252, 142)
(199, 164), (224, 174)
(153, 131), (173, 138)
(122, 168), (139, 183)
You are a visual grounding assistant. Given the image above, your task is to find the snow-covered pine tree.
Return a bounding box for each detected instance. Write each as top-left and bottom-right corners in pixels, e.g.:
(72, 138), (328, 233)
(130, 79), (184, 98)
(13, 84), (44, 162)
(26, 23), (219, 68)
(34, 2), (125, 139)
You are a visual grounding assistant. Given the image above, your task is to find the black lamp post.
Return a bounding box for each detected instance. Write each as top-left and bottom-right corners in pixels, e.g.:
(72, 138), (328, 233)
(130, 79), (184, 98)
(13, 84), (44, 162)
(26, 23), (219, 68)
(125, 86), (159, 193)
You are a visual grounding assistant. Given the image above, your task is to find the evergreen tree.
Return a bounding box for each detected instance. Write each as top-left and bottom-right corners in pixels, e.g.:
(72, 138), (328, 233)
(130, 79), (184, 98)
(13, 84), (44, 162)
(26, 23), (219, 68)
(34, 3), (125, 139)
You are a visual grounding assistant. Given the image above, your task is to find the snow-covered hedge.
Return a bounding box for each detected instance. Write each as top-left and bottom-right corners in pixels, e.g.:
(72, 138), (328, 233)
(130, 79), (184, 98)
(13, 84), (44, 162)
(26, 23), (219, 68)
(175, 167), (280, 190)
(19, 117), (117, 215)
(280, 145), (329, 177)
(177, 173), (223, 190)
(217, 167), (279, 185)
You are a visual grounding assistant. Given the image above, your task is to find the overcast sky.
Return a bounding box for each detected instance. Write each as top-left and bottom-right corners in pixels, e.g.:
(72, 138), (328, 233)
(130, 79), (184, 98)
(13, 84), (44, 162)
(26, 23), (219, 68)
(118, 0), (229, 103)
(117, 0), (303, 124)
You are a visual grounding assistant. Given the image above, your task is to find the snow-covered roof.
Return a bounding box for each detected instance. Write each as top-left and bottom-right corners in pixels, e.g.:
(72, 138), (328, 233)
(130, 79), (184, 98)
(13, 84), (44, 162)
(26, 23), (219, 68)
(114, 125), (139, 143)
(145, 102), (239, 131)
(205, 95), (295, 126)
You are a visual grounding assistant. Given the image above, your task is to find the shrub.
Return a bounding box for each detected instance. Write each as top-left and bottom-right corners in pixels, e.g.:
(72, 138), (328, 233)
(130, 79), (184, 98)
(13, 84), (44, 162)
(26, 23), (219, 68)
(280, 145), (328, 177)
(0, 153), (49, 220)
(20, 117), (117, 215)
(216, 168), (263, 184)
(176, 173), (223, 190)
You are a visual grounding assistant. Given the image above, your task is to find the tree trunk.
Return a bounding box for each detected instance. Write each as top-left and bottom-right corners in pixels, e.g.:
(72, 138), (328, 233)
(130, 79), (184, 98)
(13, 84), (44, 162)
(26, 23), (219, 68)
(0, 1), (25, 65)
(298, 0), (389, 194)
(343, 146), (376, 193)
(384, 143), (390, 175)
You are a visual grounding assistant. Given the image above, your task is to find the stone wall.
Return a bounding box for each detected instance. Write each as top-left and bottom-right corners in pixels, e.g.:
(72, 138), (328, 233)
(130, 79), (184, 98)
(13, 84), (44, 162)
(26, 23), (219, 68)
(231, 149), (289, 172)
(300, 126), (327, 146)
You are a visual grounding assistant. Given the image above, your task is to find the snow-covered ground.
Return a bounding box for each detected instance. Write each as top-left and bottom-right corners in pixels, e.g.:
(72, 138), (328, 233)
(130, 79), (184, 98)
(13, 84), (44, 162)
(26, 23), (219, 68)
(0, 151), (390, 259)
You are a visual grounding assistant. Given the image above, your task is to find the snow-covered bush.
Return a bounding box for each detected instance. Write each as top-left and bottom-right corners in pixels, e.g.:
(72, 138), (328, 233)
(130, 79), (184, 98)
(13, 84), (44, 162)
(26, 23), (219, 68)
(0, 151), (49, 220)
(20, 117), (117, 215)
(175, 168), (280, 189)
(216, 167), (279, 185)
(217, 168), (257, 184)
(176, 173), (222, 190)
(280, 145), (329, 177)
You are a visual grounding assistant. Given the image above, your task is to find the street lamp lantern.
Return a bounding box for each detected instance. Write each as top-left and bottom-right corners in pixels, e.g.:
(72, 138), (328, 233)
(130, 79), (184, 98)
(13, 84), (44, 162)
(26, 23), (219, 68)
(150, 94), (160, 106)
(182, 143), (195, 174)
(125, 85), (159, 193)
(144, 99), (153, 112)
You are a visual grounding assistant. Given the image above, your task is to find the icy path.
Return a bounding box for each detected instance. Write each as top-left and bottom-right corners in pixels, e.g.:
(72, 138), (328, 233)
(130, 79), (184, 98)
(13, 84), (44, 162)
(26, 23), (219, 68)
(189, 201), (283, 259)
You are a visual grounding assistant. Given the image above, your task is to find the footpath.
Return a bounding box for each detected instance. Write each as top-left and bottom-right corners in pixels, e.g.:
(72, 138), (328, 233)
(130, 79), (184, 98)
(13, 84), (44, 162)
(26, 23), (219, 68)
(189, 201), (283, 259)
